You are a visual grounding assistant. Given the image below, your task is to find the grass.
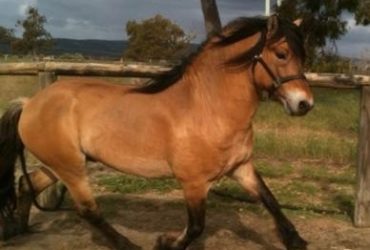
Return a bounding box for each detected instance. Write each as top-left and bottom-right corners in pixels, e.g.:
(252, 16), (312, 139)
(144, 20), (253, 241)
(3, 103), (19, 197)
(255, 88), (360, 134)
(301, 164), (356, 185)
(255, 161), (294, 178)
(253, 88), (359, 163)
(98, 174), (179, 193)
(254, 131), (356, 163)
(0, 75), (361, 218)
(0, 75), (39, 112)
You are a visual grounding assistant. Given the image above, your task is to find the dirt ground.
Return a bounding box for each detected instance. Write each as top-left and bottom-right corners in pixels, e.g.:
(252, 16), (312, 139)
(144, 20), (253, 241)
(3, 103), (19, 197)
(1, 190), (370, 250)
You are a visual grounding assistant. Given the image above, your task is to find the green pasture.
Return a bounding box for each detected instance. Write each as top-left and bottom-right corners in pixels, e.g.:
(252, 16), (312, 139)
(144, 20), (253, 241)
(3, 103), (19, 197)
(0, 75), (360, 219)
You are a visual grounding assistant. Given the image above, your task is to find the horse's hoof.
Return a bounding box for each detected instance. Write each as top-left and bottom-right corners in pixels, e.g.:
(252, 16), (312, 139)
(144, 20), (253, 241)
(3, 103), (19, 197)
(0, 217), (25, 241)
(114, 235), (142, 250)
(286, 235), (308, 250)
(154, 234), (183, 250)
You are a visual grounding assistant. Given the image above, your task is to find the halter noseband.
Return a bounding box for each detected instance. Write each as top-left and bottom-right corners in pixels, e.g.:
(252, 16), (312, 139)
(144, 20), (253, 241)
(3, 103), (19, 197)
(252, 54), (306, 90)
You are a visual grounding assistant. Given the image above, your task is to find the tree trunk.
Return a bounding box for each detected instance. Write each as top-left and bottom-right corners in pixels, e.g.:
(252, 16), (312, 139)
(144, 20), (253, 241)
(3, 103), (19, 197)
(200, 0), (222, 36)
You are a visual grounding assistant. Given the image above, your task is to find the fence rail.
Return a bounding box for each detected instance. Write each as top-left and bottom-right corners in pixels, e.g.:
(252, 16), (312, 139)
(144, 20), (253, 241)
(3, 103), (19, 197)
(0, 62), (172, 77)
(1, 61), (370, 227)
(1, 62), (370, 88)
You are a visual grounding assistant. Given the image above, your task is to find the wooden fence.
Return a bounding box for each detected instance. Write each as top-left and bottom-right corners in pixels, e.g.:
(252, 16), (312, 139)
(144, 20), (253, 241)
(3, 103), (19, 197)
(1, 61), (370, 227)
(1, 62), (370, 88)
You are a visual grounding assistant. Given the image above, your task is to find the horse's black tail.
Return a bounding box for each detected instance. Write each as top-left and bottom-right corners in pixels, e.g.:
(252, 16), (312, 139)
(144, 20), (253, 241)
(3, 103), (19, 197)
(0, 100), (25, 220)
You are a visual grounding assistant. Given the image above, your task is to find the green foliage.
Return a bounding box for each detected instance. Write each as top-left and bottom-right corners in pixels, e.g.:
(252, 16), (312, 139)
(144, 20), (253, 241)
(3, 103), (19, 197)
(0, 26), (14, 43)
(276, 0), (370, 67)
(12, 7), (53, 56)
(123, 14), (193, 61)
(310, 53), (351, 73)
(355, 0), (370, 25)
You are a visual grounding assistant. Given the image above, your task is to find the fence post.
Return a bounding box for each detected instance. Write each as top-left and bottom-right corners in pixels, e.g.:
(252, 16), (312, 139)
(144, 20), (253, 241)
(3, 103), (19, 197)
(38, 71), (56, 89)
(355, 86), (370, 227)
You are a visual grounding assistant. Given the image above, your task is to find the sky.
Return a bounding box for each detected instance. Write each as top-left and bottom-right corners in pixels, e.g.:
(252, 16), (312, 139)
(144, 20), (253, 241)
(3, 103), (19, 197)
(0, 0), (369, 58)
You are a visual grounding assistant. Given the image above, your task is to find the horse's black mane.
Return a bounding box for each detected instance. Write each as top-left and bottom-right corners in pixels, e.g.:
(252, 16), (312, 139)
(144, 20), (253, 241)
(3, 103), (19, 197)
(134, 15), (305, 94)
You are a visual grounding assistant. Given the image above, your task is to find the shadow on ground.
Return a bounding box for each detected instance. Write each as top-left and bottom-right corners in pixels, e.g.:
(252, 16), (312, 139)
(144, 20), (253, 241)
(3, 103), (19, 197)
(2, 192), (283, 250)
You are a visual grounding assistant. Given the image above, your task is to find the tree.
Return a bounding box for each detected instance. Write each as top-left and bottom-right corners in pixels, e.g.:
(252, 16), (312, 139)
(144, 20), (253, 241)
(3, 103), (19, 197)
(355, 0), (370, 25)
(0, 26), (14, 55)
(276, 0), (370, 66)
(123, 15), (194, 61)
(0, 26), (14, 43)
(12, 7), (53, 57)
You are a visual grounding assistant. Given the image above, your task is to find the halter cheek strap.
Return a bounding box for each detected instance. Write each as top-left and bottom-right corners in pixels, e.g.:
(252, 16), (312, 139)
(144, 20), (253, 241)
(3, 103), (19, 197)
(253, 54), (306, 90)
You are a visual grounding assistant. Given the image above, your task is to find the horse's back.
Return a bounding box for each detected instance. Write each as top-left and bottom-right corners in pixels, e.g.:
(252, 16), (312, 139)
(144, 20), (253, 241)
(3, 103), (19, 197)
(17, 79), (114, 167)
(18, 79), (173, 177)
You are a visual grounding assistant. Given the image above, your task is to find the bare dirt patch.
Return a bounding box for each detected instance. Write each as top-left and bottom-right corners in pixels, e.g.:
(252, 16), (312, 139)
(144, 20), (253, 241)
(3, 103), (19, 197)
(1, 190), (370, 250)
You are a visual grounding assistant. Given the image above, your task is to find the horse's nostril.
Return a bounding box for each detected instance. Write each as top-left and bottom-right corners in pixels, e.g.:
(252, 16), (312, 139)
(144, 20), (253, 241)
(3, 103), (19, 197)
(298, 100), (310, 112)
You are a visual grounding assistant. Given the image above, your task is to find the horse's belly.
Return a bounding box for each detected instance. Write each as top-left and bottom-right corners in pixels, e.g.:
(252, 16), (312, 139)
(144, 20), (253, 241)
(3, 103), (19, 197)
(97, 155), (173, 178)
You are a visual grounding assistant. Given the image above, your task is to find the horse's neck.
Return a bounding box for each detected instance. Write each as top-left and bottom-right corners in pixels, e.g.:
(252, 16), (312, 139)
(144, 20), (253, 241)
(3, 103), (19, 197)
(181, 57), (259, 130)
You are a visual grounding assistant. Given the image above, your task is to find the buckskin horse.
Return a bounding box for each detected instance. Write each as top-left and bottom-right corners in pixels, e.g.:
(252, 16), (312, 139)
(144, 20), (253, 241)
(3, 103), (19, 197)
(0, 15), (313, 249)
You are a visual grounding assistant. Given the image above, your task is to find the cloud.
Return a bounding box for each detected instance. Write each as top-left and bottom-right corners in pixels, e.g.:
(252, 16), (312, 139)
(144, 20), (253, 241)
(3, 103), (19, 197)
(0, 0), (368, 58)
(18, 4), (28, 15)
(2, 0), (268, 41)
(18, 0), (38, 16)
(337, 18), (370, 57)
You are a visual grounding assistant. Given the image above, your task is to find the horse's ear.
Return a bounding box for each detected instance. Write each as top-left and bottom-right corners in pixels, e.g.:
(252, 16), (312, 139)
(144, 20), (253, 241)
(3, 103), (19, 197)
(267, 14), (279, 38)
(293, 18), (303, 27)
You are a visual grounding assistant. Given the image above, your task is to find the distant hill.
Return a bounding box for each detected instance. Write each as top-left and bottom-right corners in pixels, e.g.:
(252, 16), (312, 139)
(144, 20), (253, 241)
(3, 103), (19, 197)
(52, 38), (127, 59)
(0, 38), (199, 60)
(0, 38), (127, 59)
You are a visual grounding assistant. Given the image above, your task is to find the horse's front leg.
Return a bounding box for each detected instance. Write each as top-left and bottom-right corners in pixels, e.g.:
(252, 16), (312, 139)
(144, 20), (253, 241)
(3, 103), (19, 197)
(155, 181), (210, 250)
(231, 161), (307, 250)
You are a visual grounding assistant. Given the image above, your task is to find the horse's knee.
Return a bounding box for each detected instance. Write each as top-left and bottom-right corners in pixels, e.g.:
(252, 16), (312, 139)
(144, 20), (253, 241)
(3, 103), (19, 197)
(230, 162), (261, 198)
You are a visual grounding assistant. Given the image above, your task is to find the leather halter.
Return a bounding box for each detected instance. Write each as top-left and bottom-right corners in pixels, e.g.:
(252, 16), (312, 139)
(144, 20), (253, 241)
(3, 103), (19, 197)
(252, 54), (306, 90)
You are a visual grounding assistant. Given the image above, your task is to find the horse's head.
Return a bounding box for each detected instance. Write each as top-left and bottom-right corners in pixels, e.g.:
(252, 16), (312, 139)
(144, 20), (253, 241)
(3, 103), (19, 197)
(218, 15), (313, 116)
(255, 15), (313, 116)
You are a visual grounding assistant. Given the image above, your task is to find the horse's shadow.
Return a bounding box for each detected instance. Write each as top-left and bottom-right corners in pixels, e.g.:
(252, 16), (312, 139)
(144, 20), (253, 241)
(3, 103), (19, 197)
(25, 192), (282, 250)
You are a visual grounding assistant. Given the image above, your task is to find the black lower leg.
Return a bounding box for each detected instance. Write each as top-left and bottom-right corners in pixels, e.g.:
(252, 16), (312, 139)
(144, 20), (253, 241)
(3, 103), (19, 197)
(181, 200), (206, 247)
(255, 173), (307, 250)
(80, 208), (141, 250)
(156, 199), (205, 250)
(17, 175), (33, 231)
(0, 202), (23, 240)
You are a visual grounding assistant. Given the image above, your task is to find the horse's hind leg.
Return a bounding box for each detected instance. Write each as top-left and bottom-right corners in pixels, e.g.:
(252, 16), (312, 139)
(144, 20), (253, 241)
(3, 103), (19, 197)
(17, 167), (58, 230)
(231, 162), (307, 250)
(155, 181), (210, 250)
(43, 159), (141, 250)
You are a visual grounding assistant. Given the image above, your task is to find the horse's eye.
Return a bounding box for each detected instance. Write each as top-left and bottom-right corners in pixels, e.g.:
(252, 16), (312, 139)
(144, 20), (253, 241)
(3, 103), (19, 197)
(275, 51), (287, 60)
